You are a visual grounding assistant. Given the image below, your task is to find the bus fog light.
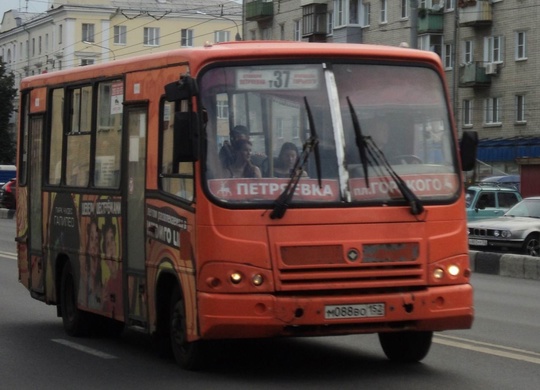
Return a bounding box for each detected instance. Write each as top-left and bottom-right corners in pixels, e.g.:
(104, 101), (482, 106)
(448, 265), (460, 276)
(252, 274), (264, 286)
(230, 272), (243, 284)
(433, 268), (444, 279)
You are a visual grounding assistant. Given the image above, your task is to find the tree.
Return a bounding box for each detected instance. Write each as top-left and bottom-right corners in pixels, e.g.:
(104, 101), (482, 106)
(0, 60), (17, 164)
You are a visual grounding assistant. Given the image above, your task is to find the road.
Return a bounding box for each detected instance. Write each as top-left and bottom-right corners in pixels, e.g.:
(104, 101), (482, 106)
(1, 218), (539, 389)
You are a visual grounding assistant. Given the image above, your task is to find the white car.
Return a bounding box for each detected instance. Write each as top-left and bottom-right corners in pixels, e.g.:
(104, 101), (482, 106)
(467, 197), (540, 256)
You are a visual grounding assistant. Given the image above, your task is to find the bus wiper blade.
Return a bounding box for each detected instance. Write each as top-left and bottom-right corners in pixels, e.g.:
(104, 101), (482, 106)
(346, 96), (370, 187)
(365, 138), (425, 216)
(269, 97), (321, 219)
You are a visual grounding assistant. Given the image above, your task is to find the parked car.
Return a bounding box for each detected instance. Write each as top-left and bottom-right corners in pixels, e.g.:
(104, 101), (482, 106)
(480, 174), (520, 191)
(465, 185), (522, 221)
(468, 197), (540, 256)
(0, 178), (16, 210)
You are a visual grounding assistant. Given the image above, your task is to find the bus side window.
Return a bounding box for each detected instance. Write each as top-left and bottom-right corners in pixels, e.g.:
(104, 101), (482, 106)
(94, 80), (123, 188)
(159, 99), (194, 202)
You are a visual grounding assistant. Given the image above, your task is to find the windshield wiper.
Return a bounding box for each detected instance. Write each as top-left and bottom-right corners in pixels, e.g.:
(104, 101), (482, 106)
(365, 137), (424, 215)
(269, 97), (322, 219)
(346, 96), (370, 187)
(346, 97), (424, 216)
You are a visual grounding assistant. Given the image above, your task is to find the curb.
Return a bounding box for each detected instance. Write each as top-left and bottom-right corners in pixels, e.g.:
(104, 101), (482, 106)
(470, 250), (540, 280)
(0, 208), (15, 219)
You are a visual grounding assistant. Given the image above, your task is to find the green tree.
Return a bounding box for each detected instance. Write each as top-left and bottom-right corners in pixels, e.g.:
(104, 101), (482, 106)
(0, 60), (17, 164)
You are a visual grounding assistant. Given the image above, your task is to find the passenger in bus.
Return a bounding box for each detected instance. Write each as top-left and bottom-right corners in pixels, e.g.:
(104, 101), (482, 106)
(224, 139), (262, 178)
(219, 125), (250, 168)
(273, 142), (307, 178)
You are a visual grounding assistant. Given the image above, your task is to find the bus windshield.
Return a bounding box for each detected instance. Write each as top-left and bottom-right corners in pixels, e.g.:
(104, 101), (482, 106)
(201, 61), (458, 206)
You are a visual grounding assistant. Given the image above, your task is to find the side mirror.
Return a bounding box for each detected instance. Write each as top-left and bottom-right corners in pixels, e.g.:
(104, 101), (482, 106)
(165, 75), (198, 102)
(460, 130), (478, 171)
(173, 112), (199, 166)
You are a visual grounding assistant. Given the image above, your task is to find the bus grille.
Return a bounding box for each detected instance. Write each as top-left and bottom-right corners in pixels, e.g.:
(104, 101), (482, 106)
(275, 244), (425, 291)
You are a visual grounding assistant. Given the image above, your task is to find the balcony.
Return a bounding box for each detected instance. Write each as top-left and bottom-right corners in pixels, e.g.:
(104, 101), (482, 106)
(417, 9), (444, 34)
(246, 0), (274, 22)
(459, 62), (491, 88)
(459, 0), (492, 27)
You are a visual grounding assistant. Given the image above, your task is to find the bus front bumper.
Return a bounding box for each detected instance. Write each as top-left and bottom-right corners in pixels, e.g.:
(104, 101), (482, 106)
(197, 284), (473, 339)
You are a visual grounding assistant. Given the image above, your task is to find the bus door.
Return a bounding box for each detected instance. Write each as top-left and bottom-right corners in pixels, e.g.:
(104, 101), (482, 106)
(28, 116), (44, 295)
(124, 104), (148, 325)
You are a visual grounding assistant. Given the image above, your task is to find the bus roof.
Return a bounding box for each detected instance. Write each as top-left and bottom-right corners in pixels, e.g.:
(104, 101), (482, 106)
(20, 41), (443, 90)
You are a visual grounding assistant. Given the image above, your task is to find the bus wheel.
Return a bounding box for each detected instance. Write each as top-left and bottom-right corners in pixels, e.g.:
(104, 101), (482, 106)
(378, 331), (433, 363)
(60, 262), (89, 337)
(170, 288), (205, 370)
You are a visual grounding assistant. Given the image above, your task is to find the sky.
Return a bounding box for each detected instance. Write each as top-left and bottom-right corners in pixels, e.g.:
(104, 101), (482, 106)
(0, 0), (48, 17)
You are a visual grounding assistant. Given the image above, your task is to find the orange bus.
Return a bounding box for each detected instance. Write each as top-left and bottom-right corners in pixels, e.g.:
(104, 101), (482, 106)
(16, 41), (477, 369)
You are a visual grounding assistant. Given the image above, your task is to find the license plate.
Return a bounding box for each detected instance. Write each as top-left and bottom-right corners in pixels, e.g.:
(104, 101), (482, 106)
(325, 303), (385, 319)
(469, 239), (487, 246)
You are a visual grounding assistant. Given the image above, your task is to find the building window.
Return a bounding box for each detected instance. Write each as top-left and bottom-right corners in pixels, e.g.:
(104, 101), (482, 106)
(515, 95), (526, 123)
(445, 0), (455, 10)
(485, 36), (503, 64)
(444, 44), (453, 69)
(82, 23), (95, 43)
(380, 0), (387, 23)
(363, 2), (371, 26)
(303, 3), (328, 35)
(217, 99), (229, 119)
(114, 26), (127, 45)
(58, 24), (63, 44)
(484, 97), (501, 125)
(401, 0), (409, 19)
(349, 0), (359, 24)
(463, 99), (473, 126)
(327, 11), (334, 35)
(39, 36), (42, 55)
(294, 20), (301, 41)
(334, 0), (346, 27)
(214, 30), (230, 43)
(144, 27), (160, 46)
(181, 29), (193, 47)
(81, 59), (95, 66)
(280, 24), (285, 40)
(463, 40), (474, 63)
(419, 34), (443, 58)
(515, 31), (527, 60)
(262, 27), (272, 40)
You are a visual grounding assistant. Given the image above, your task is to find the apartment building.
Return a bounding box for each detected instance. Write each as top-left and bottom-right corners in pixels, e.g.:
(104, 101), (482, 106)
(244, 0), (539, 175)
(0, 0), (241, 116)
(0, 0), (241, 138)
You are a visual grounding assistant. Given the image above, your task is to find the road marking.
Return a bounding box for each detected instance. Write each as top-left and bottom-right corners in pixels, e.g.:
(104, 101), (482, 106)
(0, 250), (17, 260)
(52, 339), (118, 359)
(435, 334), (540, 365)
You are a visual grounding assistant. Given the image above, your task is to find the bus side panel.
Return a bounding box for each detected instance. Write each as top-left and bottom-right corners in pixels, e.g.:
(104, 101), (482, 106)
(145, 199), (198, 339)
(43, 192), (124, 320)
(16, 186), (29, 289)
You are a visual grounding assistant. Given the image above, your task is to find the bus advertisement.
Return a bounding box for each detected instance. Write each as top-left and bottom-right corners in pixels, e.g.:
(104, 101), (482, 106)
(16, 41), (477, 370)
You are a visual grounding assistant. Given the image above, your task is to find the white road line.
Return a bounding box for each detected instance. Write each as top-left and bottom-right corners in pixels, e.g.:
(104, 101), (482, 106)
(51, 339), (118, 359)
(435, 335), (540, 365)
(0, 250), (17, 260)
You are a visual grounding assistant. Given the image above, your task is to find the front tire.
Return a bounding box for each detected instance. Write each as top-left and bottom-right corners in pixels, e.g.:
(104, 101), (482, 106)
(523, 234), (540, 256)
(170, 287), (206, 370)
(378, 331), (433, 363)
(60, 262), (89, 337)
